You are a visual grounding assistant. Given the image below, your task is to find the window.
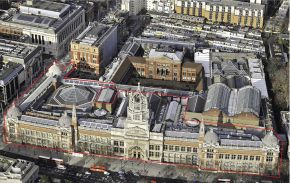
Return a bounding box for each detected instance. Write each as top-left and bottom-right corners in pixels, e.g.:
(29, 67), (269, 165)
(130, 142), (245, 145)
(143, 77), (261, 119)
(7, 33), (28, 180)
(187, 147), (191, 152)
(169, 145), (173, 151)
(207, 153), (213, 159)
(164, 145), (168, 151)
(267, 152), (273, 156)
(207, 149), (214, 153)
(120, 141), (124, 146)
(155, 152), (160, 157)
(114, 141), (118, 146)
(149, 145), (154, 150)
(237, 155), (242, 160)
(181, 147), (185, 152)
(120, 148), (124, 153)
(225, 154), (230, 159)
(134, 115), (141, 120)
(250, 156), (254, 161)
(256, 156), (260, 161)
(175, 146), (179, 151)
(231, 155), (236, 159)
(219, 154), (224, 159)
(156, 145), (160, 151)
(266, 156), (273, 162)
(192, 147), (197, 152)
(113, 147), (118, 152)
(244, 156), (248, 160)
(149, 151), (154, 157)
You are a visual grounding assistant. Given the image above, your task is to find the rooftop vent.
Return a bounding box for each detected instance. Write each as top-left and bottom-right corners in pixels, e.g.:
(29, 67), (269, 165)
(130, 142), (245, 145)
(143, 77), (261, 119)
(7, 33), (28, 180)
(27, 0), (36, 6)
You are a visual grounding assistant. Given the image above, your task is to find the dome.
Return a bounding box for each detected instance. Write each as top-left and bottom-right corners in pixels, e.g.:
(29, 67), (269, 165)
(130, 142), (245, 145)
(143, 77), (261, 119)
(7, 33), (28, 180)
(262, 131), (278, 148)
(6, 103), (22, 119)
(204, 128), (219, 144)
(58, 85), (91, 105)
(59, 112), (71, 127)
(46, 62), (62, 77)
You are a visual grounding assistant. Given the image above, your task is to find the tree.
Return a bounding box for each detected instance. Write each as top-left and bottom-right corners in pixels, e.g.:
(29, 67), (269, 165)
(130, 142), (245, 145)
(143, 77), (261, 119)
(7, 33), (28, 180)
(40, 175), (52, 183)
(271, 63), (289, 110)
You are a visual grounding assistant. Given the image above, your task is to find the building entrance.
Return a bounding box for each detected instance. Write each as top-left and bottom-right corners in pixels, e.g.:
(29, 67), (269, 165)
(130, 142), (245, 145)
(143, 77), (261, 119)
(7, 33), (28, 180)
(128, 146), (144, 159)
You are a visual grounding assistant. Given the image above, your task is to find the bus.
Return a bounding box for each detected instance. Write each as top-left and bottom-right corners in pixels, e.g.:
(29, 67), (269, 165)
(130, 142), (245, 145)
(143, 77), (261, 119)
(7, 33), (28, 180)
(52, 158), (64, 166)
(90, 164), (106, 171)
(218, 179), (232, 183)
(38, 156), (64, 168)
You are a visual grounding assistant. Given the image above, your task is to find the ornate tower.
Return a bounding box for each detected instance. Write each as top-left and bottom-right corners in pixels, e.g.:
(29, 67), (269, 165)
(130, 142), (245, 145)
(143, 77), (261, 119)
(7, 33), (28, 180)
(123, 83), (150, 160)
(125, 83), (150, 132)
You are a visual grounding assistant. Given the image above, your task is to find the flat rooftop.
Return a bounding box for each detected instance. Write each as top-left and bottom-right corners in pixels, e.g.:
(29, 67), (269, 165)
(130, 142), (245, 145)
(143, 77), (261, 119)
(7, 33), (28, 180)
(0, 155), (38, 183)
(0, 62), (23, 84)
(146, 49), (184, 62)
(0, 39), (39, 59)
(23, 1), (68, 12)
(194, 0), (265, 10)
(73, 22), (115, 46)
(2, 2), (82, 32)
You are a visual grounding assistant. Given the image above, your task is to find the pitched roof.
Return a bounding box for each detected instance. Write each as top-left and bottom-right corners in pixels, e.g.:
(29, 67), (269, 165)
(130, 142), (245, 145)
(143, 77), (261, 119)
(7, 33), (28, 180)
(182, 62), (203, 71)
(204, 83), (261, 117)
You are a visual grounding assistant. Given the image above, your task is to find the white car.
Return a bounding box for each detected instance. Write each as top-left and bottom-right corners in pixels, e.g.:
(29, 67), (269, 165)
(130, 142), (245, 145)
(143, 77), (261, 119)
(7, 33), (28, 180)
(57, 165), (66, 170)
(85, 171), (91, 175)
(104, 171), (110, 176)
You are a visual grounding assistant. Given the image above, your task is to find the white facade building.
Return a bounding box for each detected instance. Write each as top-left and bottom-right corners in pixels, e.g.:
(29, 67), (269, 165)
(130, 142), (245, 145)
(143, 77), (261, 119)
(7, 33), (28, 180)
(0, 0), (86, 58)
(121, 0), (145, 15)
(248, 58), (269, 98)
(146, 0), (174, 14)
(0, 156), (39, 183)
(194, 49), (211, 77)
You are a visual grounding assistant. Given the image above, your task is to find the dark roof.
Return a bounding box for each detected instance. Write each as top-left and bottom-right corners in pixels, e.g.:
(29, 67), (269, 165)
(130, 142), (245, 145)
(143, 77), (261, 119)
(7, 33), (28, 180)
(182, 62), (203, 71)
(127, 56), (146, 64)
(204, 83), (261, 117)
(24, 1), (67, 12)
(187, 95), (206, 113)
(47, 85), (96, 108)
(97, 88), (116, 103)
(148, 93), (161, 113)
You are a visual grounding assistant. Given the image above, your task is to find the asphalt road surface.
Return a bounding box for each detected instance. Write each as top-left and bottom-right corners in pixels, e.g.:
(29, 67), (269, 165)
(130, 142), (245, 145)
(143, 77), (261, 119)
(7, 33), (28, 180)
(0, 150), (186, 183)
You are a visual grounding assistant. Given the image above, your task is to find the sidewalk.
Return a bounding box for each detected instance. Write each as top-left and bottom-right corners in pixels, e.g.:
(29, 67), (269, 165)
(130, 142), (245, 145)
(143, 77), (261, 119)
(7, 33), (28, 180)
(67, 155), (205, 181)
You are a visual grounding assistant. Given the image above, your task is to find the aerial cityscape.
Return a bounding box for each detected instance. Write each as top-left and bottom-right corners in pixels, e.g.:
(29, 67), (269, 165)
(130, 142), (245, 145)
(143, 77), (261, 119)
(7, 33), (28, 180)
(0, 0), (288, 182)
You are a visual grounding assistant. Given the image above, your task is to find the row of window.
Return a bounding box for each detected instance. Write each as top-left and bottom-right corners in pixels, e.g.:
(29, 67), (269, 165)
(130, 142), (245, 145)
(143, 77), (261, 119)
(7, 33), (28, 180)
(149, 151), (160, 157)
(21, 137), (62, 148)
(149, 145), (160, 151)
(59, 14), (83, 43)
(113, 147), (124, 153)
(164, 145), (198, 153)
(79, 135), (109, 144)
(177, 3), (263, 13)
(218, 154), (261, 161)
(20, 129), (57, 139)
(113, 141), (124, 147)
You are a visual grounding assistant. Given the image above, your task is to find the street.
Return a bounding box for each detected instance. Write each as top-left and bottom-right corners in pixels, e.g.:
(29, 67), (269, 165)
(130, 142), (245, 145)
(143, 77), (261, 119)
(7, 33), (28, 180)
(0, 142), (277, 183)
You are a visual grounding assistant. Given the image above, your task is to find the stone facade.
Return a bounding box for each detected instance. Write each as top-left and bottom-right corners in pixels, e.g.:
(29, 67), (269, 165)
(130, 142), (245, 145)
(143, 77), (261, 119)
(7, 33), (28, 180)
(127, 56), (203, 83)
(6, 87), (279, 175)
